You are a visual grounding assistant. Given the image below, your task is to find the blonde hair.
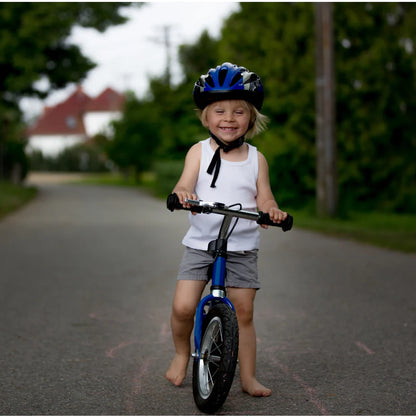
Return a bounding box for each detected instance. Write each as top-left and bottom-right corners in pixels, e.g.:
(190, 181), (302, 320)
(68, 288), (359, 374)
(198, 100), (269, 139)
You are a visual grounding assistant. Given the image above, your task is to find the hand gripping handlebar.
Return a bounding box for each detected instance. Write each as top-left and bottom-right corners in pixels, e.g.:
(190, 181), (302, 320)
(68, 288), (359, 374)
(166, 193), (293, 232)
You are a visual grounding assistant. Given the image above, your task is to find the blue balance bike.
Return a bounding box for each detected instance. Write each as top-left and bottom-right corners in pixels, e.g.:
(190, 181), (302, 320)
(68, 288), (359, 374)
(167, 193), (293, 413)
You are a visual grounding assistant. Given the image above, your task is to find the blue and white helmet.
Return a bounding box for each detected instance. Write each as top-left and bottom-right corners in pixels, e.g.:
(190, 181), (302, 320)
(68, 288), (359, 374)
(193, 62), (264, 110)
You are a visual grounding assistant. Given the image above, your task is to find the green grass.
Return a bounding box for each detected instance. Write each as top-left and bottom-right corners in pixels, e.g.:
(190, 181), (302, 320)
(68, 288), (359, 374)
(0, 181), (38, 220)
(291, 208), (416, 253)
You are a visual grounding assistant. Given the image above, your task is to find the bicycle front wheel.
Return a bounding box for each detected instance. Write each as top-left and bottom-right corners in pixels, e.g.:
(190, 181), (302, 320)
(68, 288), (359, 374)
(192, 302), (239, 413)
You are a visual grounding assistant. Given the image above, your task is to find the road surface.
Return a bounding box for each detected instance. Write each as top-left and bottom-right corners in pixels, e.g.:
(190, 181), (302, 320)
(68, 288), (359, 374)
(0, 175), (415, 414)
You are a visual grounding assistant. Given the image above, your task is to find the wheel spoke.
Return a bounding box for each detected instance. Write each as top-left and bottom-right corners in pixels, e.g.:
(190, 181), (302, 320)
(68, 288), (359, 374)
(210, 325), (223, 356)
(208, 366), (214, 388)
(207, 364), (219, 388)
(212, 324), (223, 344)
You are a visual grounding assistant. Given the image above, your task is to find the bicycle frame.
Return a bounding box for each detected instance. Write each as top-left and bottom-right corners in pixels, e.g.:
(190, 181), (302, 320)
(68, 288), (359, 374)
(185, 199), (248, 358)
(166, 195), (293, 359)
(193, 214), (235, 358)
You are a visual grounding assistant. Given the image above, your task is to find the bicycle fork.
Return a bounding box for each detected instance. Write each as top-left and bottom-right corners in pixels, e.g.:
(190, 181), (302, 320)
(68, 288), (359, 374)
(193, 258), (235, 359)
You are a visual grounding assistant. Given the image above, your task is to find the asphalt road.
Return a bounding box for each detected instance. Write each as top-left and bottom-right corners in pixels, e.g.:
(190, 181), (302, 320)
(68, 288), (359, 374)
(1, 176), (415, 415)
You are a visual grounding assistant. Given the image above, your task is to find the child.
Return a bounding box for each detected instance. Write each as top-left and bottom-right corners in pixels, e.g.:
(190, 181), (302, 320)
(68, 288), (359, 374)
(166, 62), (287, 397)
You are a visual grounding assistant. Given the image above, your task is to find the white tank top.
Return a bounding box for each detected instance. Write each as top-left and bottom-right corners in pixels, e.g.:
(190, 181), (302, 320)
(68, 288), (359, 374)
(182, 138), (260, 251)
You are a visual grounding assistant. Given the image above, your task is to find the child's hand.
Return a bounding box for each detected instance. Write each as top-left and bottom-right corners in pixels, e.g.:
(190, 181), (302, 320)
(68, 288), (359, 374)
(260, 207), (287, 229)
(176, 191), (198, 214)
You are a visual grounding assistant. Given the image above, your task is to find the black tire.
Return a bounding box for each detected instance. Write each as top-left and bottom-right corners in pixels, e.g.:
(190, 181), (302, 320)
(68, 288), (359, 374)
(192, 302), (239, 413)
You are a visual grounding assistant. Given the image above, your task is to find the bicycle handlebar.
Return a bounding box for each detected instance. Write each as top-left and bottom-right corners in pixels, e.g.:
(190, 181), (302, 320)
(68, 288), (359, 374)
(166, 193), (293, 232)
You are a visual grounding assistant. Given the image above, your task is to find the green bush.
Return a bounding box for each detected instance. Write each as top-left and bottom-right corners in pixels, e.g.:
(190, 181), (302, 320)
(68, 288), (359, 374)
(153, 160), (184, 197)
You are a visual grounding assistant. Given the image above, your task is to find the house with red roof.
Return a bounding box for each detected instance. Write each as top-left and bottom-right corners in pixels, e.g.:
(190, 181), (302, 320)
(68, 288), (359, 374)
(26, 86), (125, 157)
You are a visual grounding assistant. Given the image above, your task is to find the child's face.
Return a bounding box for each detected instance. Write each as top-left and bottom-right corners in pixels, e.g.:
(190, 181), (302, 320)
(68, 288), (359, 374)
(204, 100), (251, 144)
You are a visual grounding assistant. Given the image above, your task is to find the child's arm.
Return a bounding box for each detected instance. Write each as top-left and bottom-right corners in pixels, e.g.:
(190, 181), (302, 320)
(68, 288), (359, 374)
(172, 143), (201, 209)
(256, 151), (287, 227)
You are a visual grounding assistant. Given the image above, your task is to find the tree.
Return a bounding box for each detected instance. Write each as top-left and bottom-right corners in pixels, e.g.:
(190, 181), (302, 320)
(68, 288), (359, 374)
(0, 3), (132, 102)
(214, 2), (416, 213)
(0, 2), (134, 180)
(108, 76), (205, 178)
(334, 3), (416, 212)
(100, 3), (416, 214)
(108, 91), (162, 178)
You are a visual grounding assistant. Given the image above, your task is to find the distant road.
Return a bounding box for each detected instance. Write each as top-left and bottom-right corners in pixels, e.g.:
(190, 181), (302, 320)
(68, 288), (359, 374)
(1, 174), (415, 414)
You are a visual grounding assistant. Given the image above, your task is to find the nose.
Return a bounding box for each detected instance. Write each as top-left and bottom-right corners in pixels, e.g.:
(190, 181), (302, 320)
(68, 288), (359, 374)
(223, 111), (234, 121)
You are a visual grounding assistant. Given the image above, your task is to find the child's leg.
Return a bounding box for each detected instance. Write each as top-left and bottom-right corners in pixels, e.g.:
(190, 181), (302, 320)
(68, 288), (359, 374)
(166, 279), (206, 386)
(227, 288), (271, 397)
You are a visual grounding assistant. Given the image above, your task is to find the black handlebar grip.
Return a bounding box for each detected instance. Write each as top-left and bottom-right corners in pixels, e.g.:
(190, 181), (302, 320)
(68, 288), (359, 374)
(166, 193), (204, 213)
(166, 193), (182, 211)
(257, 212), (293, 232)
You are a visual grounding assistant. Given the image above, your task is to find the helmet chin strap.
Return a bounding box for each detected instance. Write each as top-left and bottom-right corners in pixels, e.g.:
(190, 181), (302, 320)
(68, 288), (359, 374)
(206, 131), (245, 188)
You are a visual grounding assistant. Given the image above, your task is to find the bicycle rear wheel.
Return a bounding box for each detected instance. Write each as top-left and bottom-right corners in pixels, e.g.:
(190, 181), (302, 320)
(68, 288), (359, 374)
(192, 302), (239, 413)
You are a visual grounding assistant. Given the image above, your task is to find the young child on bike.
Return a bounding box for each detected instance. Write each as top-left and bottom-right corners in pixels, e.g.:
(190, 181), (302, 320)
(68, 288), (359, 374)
(166, 62), (287, 397)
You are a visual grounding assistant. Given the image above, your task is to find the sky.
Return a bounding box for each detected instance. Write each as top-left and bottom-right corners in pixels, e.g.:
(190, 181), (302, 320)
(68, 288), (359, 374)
(20, 2), (240, 121)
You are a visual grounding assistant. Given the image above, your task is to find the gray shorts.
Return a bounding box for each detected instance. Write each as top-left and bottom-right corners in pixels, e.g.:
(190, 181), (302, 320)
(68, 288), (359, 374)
(177, 247), (260, 289)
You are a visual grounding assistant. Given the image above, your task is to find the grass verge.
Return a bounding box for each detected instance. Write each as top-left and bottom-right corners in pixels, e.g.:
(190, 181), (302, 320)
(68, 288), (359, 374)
(0, 181), (38, 220)
(291, 209), (416, 253)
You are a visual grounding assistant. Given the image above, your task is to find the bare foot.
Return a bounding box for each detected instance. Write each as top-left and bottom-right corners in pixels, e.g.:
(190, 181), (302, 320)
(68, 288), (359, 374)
(242, 378), (272, 397)
(166, 354), (189, 386)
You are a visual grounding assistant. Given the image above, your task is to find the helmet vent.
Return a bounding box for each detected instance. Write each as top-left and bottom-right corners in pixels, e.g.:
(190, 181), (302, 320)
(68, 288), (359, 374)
(218, 68), (228, 86)
(230, 72), (242, 87)
(205, 75), (215, 88)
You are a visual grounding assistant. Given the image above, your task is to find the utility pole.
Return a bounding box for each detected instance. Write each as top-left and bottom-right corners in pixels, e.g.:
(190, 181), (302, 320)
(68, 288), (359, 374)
(163, 25), (172, 87)
(315, 3), (338, 217)
(149, 25), (173, 87)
